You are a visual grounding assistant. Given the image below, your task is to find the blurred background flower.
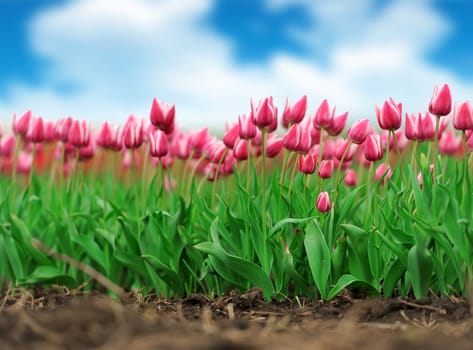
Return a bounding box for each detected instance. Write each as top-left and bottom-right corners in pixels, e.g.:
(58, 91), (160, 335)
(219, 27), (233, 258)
(0, 0), (472, 128)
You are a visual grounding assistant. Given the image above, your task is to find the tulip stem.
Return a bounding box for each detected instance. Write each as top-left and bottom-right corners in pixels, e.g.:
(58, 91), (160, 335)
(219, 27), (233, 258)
(363, 162), (374, 228)
(261, 129), (267, 240)
(246, 140), (252, 192)
(392, 131), (403, 183)
(280, 149), (290, 186)
(333, 140), (353, 204)
(287, 153), (299, 200)
(432, 116), (441, 182)
(212, 149), (227, 208)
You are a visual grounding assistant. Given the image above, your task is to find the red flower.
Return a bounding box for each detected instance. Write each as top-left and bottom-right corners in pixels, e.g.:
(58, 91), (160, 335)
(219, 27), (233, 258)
(376, 98), (402, 130)
(316, 192), (331, 213)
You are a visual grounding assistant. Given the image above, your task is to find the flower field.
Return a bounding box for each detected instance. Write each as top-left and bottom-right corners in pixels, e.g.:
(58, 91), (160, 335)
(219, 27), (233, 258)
(1, 83), (472, 302)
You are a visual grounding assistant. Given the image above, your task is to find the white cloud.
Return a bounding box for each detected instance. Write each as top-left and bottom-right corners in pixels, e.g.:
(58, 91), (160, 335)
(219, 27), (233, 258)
(0, 0), (472, 130)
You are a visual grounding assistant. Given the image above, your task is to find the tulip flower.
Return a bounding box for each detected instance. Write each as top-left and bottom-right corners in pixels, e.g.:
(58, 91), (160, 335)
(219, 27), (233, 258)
(232, 138), (248, 161)
(149, 97), (175, 134)
(238, 113), (257, 140)
(316, 191), (331, 213)
(266, 134), (283, 158)
(405, 113), (420, 141)
(429, 83), (452, 117)
(326, 111), (348, 136)
(223, 123), (239, 149)
(282, 95), (307, 127)
(55, 117), (73, 142)
(96, 122), (114, 149)
(344, 169), (357, 186)
(208, 140), (227, 163)
(334, 139), (356, 162)
(453, 101), (473, 131)
(189, 128), (210, 152)
(376, 98), (402, 130)
(439, 130), (461, 155)
(0, 135), (16, 157)
(318, 159), (334, 179)
(17, 151), (32, 174)
(171, 132), (191, 160)
(123, 116), (144, 149)
(251, 97), (278, 130)
(313, 99), (333, 130)
(298, 154), (317, 174)
(347, 119), (370, 144)
(26, 116), (45, 143)
(68, 120), (91, 148)
(149, 130), (169, 158)
(364, 134), (383, 162)
(375, 163), (392, 184)
(13, 110), (32, 136)
(418, 112), (436, 141)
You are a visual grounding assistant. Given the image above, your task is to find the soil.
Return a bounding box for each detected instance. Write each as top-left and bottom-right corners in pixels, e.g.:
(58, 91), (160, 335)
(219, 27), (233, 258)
(1, 287), (472, 350)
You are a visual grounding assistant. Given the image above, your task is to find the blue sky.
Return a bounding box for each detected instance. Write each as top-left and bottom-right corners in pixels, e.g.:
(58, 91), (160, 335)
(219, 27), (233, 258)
(1, 0), (473, 128)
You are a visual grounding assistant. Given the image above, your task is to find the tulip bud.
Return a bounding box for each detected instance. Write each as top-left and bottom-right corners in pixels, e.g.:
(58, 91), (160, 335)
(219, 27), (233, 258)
(298, 154), (316, 174)
(429, 83), (452, 117)
(316, 191), (331, 213)
(326, 111), (348, 136)
(238, 113), (256, 140)
(223, 123), (239, 149)
(26, 116), (45, 143)
(13, 110), (32, 136)
(251, 97), (278, 130)
(149, 130), (169, 158)
(233, 138), (248, 161)
(313, 99), (333, 130)
(376, 98), (402, 130)
(364, 134), (383, 162)
(453, 101), (473, 131)
(318, 159), (334, 179)
(55, 117), (73, 142)
(68, 120), (91, 148)
(347, 119), (370, 144)
(150, 97), (175, 134)
(375, 163), (392, 184)
(266, 135), (283, 158)
(344, 169), (357, 186)
(282, 95), (307, 127)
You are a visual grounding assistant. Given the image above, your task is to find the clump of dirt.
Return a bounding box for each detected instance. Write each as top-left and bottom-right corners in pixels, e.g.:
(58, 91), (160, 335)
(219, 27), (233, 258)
(0, 287), (472, 350)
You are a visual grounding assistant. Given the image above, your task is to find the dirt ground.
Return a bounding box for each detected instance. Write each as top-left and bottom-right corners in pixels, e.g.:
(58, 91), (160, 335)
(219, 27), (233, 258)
(1, 287), (473, 350)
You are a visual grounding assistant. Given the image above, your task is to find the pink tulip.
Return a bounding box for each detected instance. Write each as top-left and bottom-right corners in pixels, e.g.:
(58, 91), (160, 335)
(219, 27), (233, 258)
(208, 140), (227, 163)
(232, 138), (248, 161)
(149, 130), (169, 158)
(149, 97), (175, 134)
(376, 98), (402, 130)
(189, 128), (210, 151)
(453, 101), (473, 131)
(68, 120), (91, 148)
(17, 151), (32, 174)
(238, 113), (256, 140)
(96, 121), (114, 149)
(334, 139), (356, 162)
(298, 154), (317, 174)
(283, 124), (301, 152)
(123, 116), (144, 149)
(171, 132), (191, 160)
(266, 134), (283, 158)
(344, 169), (357, 186)
(429, 83), (452, 117)
(326, 111), (348, 136)
(78, 139), (95, 161)
(282, 95), (307, 127)
(251, 97), (278, 130)
(313, 99), (333, 130)
(316, 192), (331, 213)
(318, 159), (334, 179)
(364, 134), (383, 162)
(223, 123), (239, 149)
(55, 117), (73, 142)
(0, 135), (16, 157)
(347, 119), (370, 144)
(26, 116), (45, 143)
(418, 112), (436, 141)
(439, 130), (461, 155)
(405, 113), (420, 141)
(13, 110), (32, 136)
(375, 163), (392, 184)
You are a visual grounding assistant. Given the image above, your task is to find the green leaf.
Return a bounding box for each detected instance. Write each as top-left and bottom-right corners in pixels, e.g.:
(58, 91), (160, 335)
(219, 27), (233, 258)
(269, 216), (317, 238)
(327, 274), (378, 300)
(17, 266), (75, 286)
(141, 254), (185, 295)
(383, 258), (406, 297)
(304, 220), (331, 299)
(194, 241), (274, 300)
